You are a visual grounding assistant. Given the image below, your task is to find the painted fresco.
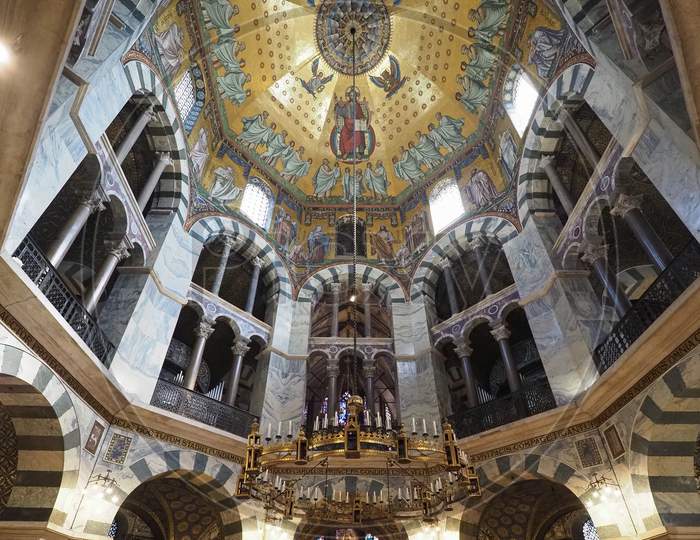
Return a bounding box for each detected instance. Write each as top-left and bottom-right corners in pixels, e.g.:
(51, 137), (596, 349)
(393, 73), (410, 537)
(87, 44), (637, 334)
(145, 0), (585, 281)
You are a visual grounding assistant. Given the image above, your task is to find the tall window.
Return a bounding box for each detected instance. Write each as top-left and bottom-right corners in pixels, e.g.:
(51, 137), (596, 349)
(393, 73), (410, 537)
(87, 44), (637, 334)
(503, 65), (539, 136)
(240, 177), (273, 229)
(429, 177), (464, 234)
(174, 71), (196, 122)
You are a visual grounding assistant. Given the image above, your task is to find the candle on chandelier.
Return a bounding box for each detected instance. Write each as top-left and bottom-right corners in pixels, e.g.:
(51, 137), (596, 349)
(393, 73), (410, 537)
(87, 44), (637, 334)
(345, 491), (349, 503)
(366, 491), (370, 503)
(433, 420), (438, 437)
(334, 411), (339, 427)
(422, 418), (427, 435)
(277, 421), (281, 438)
(288, 420), (292, 436)
(411, 416), (416, 433)
(376, 411), (382, 428)
(266, 423), (272, 439)
(379, 489), (384, 503)
(364, 409), (370, 425)
(373, 491), (377, 503)
(314, 415), (319, 432)
(323, 413), (328, 429)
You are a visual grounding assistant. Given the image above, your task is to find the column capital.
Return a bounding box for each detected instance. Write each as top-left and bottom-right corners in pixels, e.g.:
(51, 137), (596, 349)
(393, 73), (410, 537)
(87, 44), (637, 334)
(195, 318), (216, 339)
(250, 256), (263, 268)
(611, 192), (644, 219)
(437, 258), (452, 271)
(580, 237), (608, 265)
(454, 341), (473, 359)
(329, 282), (342, 296)
(106, 238), (133, 261)
(468, 233), (489, 251)
(156, 151), (174, 167)
(490, 323), (511, 341)
(327, 357), (340, 377)
(82, 189), (108, 213)
(231, 339), (250, 357)
(363, 365), (377, 378)
(538, 154), (556, 170)
(220, 233), (238, 250)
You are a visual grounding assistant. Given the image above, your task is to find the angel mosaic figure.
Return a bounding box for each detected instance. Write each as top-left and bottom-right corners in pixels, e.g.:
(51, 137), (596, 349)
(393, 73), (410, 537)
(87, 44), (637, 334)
(528, 27), (566, 79)
(238, 112), (271, 149)
(460, 43), (498, 81)
(456, 78), (490, 113)
(202, 0), (239, 30)
(190, 128), (209, 180)
(369, 55), (407, 99)
(468, 0), (509, 42)
(299, 58), (333, 98)
(313, 159), (340, 198)
(155, 23), (184, 79)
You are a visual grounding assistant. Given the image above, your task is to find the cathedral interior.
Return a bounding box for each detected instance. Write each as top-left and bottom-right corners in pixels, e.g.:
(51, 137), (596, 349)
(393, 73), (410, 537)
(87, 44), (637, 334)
(0, 0), (699, 538)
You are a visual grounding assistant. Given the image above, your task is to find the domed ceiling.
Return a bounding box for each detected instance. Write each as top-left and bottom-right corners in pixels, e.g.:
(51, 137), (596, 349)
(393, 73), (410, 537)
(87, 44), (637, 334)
(140, 0), (585, 276)
(194, 0), (511, 203)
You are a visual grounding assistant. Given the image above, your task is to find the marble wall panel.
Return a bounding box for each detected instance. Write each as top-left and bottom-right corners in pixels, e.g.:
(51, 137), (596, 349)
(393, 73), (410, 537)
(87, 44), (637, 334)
(391, 302), (417, 357)
(396, 352), (441, 423)
(503, 219), (558, 298)
(280, 300), (309, 355)
(107, 277), (183, 403)
(259, 352), (306, 430)
(586, 50), (700, 243)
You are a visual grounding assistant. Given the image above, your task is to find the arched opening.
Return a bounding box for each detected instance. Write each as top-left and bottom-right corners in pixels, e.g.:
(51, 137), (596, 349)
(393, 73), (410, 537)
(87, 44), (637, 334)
(109, 471), (240, 540)
(428, 177), (464, 234)
(503, 64), (539, 137)
(473, 479), (597, 540)
(336, 215), (367, 258)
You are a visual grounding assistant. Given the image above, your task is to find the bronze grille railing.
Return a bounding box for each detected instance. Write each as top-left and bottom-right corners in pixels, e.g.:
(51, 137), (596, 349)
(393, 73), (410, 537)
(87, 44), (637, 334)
(13, 237), (115, 365)
(594, 241), (700, 374)
(448, 380), (557, 438)
(150, 378), (256, 437)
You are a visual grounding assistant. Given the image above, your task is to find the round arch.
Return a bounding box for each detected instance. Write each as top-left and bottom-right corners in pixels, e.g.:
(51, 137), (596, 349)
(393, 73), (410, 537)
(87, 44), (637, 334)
(188, 214), (293, 302)
(516, 62), (596, 225)
(298, 263), (407, 305)
(0, 344), (82, 528)
(122, 59), (191, 224)
(628, 348), (700, 533)
(409, 214), (519, 302)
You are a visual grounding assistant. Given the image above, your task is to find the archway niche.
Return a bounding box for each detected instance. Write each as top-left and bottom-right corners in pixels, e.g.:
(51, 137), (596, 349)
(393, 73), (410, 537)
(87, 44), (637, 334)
(474, 479), (598, 540)
(109, 471), (241, 540)
(294, 518), (408, 540)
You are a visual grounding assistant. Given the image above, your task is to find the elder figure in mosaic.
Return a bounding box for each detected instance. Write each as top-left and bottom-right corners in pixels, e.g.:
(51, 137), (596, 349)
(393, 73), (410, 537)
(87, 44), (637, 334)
(314, 159), (340, 198)
(413, 130), (444, 168)
(202, 0), (239, 30)
(428, 113), (467, 153)
(261, 129), (289, 167)
(461, 43), (499, 81)
(238, 112), (272, 149)
(280, 144), (311, 183)
(364, 161), (389, 198)
(468, 0), (509, 42)
(456, 78), (490, 113)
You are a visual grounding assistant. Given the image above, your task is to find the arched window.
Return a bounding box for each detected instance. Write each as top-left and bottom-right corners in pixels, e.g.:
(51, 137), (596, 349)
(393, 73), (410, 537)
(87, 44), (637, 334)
(336, 215), (366, 257)
(240, 177), (274, 229)
(503, 65), (539, 136)
(429, 177), (464, 234)
(174, 71), (196, 122)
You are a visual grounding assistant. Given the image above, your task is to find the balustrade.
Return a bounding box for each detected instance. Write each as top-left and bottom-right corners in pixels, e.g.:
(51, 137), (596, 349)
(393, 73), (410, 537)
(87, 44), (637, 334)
(448, 380), (556, 438)
(13, 237), (115, 365)
(594, 240), (700, 374)
(150, 378), (257, 437)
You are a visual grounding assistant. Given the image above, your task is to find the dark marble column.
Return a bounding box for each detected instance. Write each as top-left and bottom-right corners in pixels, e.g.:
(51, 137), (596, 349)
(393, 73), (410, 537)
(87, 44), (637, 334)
(183, 317), (215, 390)
(454, 339), (478, 408)
(223, 339), (250, 406)
(581, 238), (632, 317)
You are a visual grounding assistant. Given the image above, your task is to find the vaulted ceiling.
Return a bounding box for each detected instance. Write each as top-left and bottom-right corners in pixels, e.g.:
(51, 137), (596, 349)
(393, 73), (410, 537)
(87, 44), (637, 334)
(187, 0), (513, 203)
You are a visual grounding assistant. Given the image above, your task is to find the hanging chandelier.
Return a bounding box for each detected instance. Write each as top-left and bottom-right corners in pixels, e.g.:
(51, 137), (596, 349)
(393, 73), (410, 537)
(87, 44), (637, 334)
(236, 24), (480, 524)
(235, 402), (480, 523)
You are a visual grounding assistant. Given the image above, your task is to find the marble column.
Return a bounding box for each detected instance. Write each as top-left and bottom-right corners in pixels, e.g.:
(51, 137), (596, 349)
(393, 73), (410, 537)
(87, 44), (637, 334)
(223, 339), (250, 407)
(183, 318), (215, 390)
(210, 234), (237, 296)
(469, 234), (493, 297)
(45, 189), (107, 268)
(539, 155), (575, 215)
(330, 283), (341, 337)
(454, 340), (478, 408)
(115, 104), (156, 163)
(327, 356), (340, 418)
(244, 257), (263, 313)
(137, 152), (173, 211)
(361, 282), (372, 337)
(611, 193), (673, 272)
(84, 238), (132, 314)
(438, 259), (460, 316)
(363, 359), (377, 413)
(581, 238), (632, 317)
(490, 323), (521, 393)
(559, 108), (600, 172)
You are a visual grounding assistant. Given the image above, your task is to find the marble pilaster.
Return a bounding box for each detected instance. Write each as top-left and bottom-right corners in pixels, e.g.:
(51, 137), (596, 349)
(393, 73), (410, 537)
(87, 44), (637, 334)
(259, 351), (306, 431)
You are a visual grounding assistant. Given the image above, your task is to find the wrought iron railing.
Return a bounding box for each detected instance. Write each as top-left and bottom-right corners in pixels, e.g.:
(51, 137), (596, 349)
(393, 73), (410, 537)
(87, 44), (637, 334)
(448, 380), (557, 438)
(594, 241), (700, 374)
(12, 237), (115, 365)
(150, 378), (257, 437)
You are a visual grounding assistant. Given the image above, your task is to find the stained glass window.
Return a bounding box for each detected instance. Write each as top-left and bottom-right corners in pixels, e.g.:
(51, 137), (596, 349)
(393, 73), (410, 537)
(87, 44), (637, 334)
(429, 177), (464, 234)
(174, 71), (196, 122)
(240, 177), (274, 229)
(582, 519), (600, 540)
(503, 65), (539, 136)
(338, 391), (351, 425)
